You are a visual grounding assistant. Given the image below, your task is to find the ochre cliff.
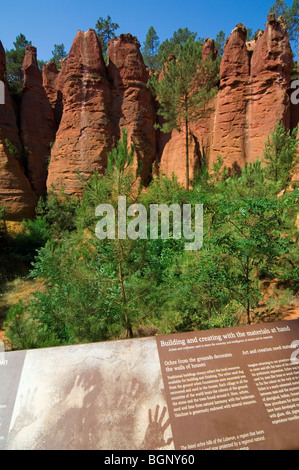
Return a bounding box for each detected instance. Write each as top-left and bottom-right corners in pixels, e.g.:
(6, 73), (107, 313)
(0, 15), (298, 219)
(20, 45), (56, 198)
(0, 41), (37, 219)
(107, 34), (156, 184)
(47, 29), (114, 195)
(159, 16), (295, 183)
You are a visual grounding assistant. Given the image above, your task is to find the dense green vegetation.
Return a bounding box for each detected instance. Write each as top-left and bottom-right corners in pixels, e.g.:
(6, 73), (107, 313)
(1, 123), (298, 351)
(1, 2), (298, 351)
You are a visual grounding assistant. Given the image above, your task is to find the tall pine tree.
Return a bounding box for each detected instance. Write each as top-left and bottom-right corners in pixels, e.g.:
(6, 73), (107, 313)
(150, 39), (219, 190)
(142, 26), (160, 70)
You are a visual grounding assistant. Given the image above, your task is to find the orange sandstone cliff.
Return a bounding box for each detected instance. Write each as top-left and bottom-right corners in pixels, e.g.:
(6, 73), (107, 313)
(158, 16), (295, 183)
(0, 15), (298, 219)
(0, 41), (37, 219)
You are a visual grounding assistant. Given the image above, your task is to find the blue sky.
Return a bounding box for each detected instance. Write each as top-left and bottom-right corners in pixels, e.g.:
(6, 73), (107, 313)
(0, 0), (295, 61)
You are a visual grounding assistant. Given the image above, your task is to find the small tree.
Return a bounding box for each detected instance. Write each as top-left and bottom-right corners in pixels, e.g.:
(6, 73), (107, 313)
(95, 15), (119, 56)
(215, 30), (226, 56)
(50, 43), (66, 68)
(157, 28), (199, 68)
(268, 0), (289, 19)
(151, 39), (219, 190)
(5, 34), (31, 95)
(142, 26), (160, 70)
(263, 121), (298, 190)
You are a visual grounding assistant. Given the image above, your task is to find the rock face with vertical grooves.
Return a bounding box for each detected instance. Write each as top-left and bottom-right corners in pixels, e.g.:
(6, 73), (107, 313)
(47, 29), (114, 195)
(209, 24), (250, 171)
(246, 15), (293, 163)
(0, 16), (298, 218)
(0, 136), (37, 219)
(158, 17), (295, 185)
(107, 34), (157, 185)
(208, 16), (293, 170)
(42, 61), (63, 129)
(0, 41), (37, 219)
(20, 45), (56, 197)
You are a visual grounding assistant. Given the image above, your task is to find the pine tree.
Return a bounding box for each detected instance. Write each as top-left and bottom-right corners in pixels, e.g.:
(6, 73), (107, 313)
(263, 121), (298, 190)
(150, 39), (219, 190)
(288, 0), (299, 70)
(5, 34), (31, 95)
(157, 28), (199, 68)
(215, 30), (226, 56)
(51, 44), (67, 69)
(142, 26), (160, 70)
(95, 15), (119, 56)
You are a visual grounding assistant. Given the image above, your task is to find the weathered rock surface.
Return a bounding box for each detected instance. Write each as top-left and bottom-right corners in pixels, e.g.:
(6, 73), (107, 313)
(42, 61), (63, 129)
(246, 16), (293, 163)
(0, 42), (23, 156)
(202, 38), (218, 61)
(0, 41), (37, 219)
(107, 34), (156, 184)
(159, 17), (295, 184)
(20, 45), (56, 197)
(209, 17), (293, 170)
(1, 16), (298, 218)
(0, 135), (37, 219)
(209, 24), (250, 171)
(47, 29), (114, 195)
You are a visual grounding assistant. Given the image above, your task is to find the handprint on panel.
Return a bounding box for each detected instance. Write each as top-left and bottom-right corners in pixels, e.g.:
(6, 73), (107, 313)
(142, 404), (173, 450)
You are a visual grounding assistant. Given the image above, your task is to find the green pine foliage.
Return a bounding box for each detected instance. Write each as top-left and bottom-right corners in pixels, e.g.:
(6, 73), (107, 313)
(5, 34), (31, 96)
(50, 44), (67, 69)
(142, 27), (160, 70)
(150, 39), (219, 190)
(3, 123), (299, 350)
(263, 121), (298, 190)
(95, 15), (119, 57)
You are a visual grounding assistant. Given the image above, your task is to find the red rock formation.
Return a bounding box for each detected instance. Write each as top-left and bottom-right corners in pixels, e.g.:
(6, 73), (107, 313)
(246, 15), (293, 162)
(0, 42), (37, 219)
(202, 38), (218, 61)
(20, 45), (56, 197)
(0, 42), (23, 157)
(209, 17), (293, 170)
(1, 17), (296, 218)
(158, 17), (294, 185)
(42, 61), (63, 129)
(209, 24), (250, 171)
(108, 34), (156, 184)
(0, 135), (37, 219)
(47, 29), (114, 195)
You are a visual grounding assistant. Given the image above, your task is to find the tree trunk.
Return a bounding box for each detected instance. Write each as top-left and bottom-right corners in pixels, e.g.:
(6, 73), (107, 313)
(185, 117), (190, 191)
(246, 256), (251, 325)
(118, 259), (133, 338)
(208, 300), (212, 321)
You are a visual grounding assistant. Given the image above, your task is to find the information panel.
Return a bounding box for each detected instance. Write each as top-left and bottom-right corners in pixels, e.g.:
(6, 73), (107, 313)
(157, 320), (299, 450)
(0, 320), (299, 450)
